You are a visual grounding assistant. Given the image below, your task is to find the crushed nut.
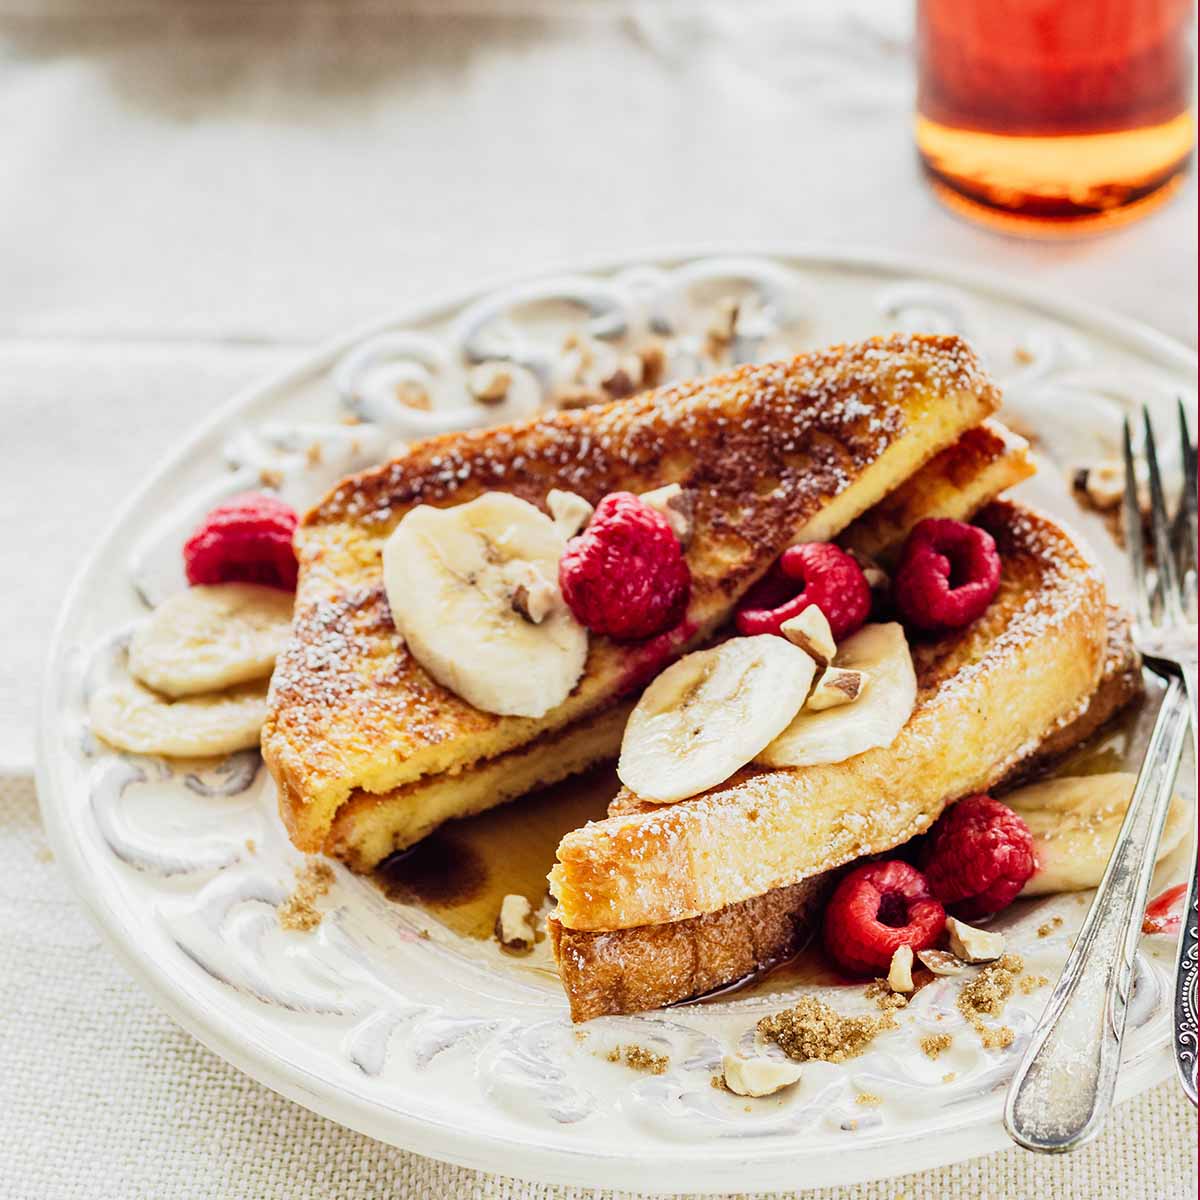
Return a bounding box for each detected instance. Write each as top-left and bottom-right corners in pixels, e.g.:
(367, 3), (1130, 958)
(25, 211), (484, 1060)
(258, 467), (284, 489)
(546, 488), (594, 537)
(305, 442), (323, 466)
(807, 666), (867, 711)
(635, 339), (668, 388)
(704, 296), (742, 357)
(945, 917), (1006, 964)
(468, 362), (513, 405)
(720, 1055), (803, 1097)
(917, 949), (967, 976)
(494, 893), (536, 951)
(887, 944), (915, 993)
(640, 483), (695, 547)
(394, 379), (432, 411)
(510, 565), (559, 625)
(553, 384), (607, 411)
(600, 353), (644, 399)
(780, 606), (836, 667)
(1072, 461), (1125, 512)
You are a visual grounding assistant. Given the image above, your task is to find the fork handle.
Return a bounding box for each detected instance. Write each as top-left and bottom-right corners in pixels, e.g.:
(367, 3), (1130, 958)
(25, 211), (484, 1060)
(1004, 676), (1190, 1151)
(1173, 661), (1198, 1105)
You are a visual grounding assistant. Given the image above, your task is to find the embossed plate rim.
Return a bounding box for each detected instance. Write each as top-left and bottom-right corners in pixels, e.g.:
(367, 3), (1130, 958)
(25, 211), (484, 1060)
(37, 244), (1197, 1193)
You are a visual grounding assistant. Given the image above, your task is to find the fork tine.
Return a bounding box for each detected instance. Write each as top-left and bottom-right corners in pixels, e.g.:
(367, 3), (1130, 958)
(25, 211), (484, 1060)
(1123, 416), (1152, 628)
(1172, 396), (1197, 584)
(1142, 406), (1183, 624)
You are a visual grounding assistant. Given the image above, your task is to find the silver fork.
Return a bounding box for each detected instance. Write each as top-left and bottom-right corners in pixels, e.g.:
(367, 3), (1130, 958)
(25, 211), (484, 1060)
(1005, 400), (1198, 1151)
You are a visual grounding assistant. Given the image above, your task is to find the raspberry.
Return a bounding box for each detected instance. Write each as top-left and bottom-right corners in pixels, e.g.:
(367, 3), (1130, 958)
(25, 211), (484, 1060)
(735, 542), (870, 641)
(892, 519), (1001, 634)
(822, 860), (946, 976)
(183, 492), (299, 590)
(559, 492), (690, 639)
(920, 794), (1037, 920)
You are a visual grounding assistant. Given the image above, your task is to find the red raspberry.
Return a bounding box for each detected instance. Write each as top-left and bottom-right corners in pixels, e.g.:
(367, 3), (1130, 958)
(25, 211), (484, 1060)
(559, 492), (690, 639)
(735, 542), (870, 640)
(892, 519), (1001, 634)
(822, 860), (946, 976)
(920, 794), (1037, 920)
(183, 492), (299, 590)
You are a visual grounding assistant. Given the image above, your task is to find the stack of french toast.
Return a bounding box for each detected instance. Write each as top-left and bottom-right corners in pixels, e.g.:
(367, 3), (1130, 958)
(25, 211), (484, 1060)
(262, 333), (1143, 1021)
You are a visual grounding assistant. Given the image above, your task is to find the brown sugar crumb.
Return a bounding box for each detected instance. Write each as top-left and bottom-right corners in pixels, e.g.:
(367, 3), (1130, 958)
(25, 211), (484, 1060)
(306, 442), (323, 466)
(758, 995), (895, 1064)
(979, 1025), (1015, 1050)
(920, 1033), (953, 1060)
(942, 1071), (957, 1083)
(1013, 346), (1035, 365)
(855, 1092), (882, 1106)
(278, 859), (335, 932)
(1037, 916), (1064, 938)
(865, 979), (909, 1012)
(710, 1073), (727, 1091)
(244, 837), (256, 854)
(258, 467), (284, 489)
(1020, 974), (1049, 995)
(957, 954), (1024, 1046)
(417, 928), (431, 940)
(606, 1045), (668, 1075)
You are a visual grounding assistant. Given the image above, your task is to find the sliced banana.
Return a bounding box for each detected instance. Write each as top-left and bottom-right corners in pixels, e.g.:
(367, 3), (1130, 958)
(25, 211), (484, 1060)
(382, 492), (587, 718)
(128, 583), (293, 698)
(618, 635), (816, 803)
(756, 623), (916, 769)
(1011, 773), (1191, 896)
(90, 678), (269, 757)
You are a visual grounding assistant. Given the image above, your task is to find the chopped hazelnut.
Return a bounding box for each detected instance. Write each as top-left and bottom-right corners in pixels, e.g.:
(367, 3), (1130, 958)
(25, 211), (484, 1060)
(1073, 461), (1125, 511)
(945, 917), (1006, 964)
(635, 339), (668, 388)
(780, 606), (836, 668)
(494, 893), (536, 951)
(720, 1055), (803, 1097)
(807, 667), (867, 711)
(546, 488), (594, 538)
(917, 949), (967, 976)
(394, 379), (432, 411)
(640, 483), (695, 547)
(553, 384), (607, 411)
(887, 944), (915, 993)
(468, 362), (513, 406)
(510, 566), (559, 625)
(601, 353), (644, 399)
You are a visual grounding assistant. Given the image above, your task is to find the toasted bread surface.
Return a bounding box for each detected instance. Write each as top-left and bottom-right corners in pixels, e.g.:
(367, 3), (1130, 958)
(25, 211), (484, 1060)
(314, 416), (1024, 871)
(549, 501), (1108, 932)
(840, 418), (1033, 565)
(265, 335), (999, 851)
(552, 603), (1140, 1021)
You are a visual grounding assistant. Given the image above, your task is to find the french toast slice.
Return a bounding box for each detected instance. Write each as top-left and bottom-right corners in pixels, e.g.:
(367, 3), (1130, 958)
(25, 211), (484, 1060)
(320, 419), (1030, 871)
(549, 501), (1109, 932)
(840, 418), (1033, 565)
(549, 601), (1141, 1021)
(265, 335), (1000, 853)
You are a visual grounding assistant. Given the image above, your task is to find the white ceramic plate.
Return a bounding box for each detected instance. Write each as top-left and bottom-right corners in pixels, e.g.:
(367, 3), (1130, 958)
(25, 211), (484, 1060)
(38, 248), (1197, 1194)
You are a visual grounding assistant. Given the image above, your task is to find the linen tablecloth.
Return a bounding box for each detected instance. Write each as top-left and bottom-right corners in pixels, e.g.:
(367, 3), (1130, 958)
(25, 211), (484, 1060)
(3, 2), (1196, 1196)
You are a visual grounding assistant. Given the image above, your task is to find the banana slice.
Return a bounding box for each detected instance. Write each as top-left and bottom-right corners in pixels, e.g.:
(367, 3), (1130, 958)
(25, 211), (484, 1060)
(1011, 773), (1191, 896)
(128, 583), (293, 698)
(618, 635), (816, 803)
(90, 678), (269, 757)
(382, 492), (587, 718)
(756, 622), (916, 769)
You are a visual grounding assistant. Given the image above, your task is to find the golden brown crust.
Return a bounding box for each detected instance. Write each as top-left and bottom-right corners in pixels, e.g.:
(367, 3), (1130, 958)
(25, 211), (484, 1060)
(549, 501), (1109, 931)
(552, 604), (1140, 1021)
(840, 418), (1034, 565)
(264, 334), (1000, 851)
(548, 877), (830, 1023)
